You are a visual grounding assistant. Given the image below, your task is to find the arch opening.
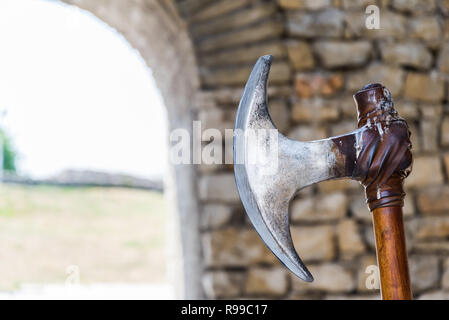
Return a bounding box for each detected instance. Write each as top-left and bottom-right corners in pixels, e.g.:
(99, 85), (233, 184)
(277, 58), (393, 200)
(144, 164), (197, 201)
(0, 0), (202, 299)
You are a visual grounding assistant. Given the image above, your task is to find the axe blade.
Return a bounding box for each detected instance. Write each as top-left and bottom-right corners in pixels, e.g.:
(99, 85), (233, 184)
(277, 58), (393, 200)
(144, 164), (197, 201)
(233, 55), (363, 282)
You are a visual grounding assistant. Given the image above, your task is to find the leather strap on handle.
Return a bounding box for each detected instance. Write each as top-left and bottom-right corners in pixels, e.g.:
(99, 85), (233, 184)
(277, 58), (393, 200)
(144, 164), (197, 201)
(353, 83), (413, 211)
(353, 83), (413, 300)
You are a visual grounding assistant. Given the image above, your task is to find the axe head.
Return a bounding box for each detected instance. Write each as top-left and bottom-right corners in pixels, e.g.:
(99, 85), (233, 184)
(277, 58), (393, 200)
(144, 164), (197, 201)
(233, 56), (407, 282)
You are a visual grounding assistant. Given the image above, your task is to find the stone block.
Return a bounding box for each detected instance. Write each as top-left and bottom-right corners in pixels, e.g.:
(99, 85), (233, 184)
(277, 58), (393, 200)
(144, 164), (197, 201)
(395, 100), (419, 120)
(420, 119), (438, 152)
(414, 217), (449, 240)
(443, 153), (449, 177)
(269, 99), (290, 133)
(345, 11), (406, 39)
(330, 120), (356, 136)
(202, 270), (245, 298)
(439, 0), (449, 16)
(342, 0), (377, 9)
(380, 41), (432, 70)
(278, 0), (332, 10)
(201, 42), (286, 67)
(442, 257), (449, 289)
(313, 41), (372, 68)
(245, 267), (289, 296)
(317, 179), (360, 193)
(190, 0), (251, 23)
(291, 192), (348, 222)
(291, 225), (335, 262)
(404, 72), (445, 103)
(441, 117), (449, 146)
(191, 3), (277, 38)
(350, 194), (370, 223)
(287, 125), (327, 141)
(291, 98), (339, 123)
(438, 42), (449, 74)
(409, 16), (442, 43)
(286, 41), (315, 71)
(420, 104), (442, 119)
(418, 291), (449, 299)
(346, 64), (404, 97)
(208, 85), (291, 105)
(337, 219), (366, 260)
(324, 294), (379, 300)
(363, 224), (377, 251)
(405, 156), (443, 189)
(356, 255), (379, 293)
(201, 204), (234, 229)
(408, 122), (421, 153)
(292, 263), (355, 293)
(202, 228), (277, 267)
(413, 241), (449, 253)
(392, 0), (436, 13)
(417, 186), (449, 214)
(339, 96), (358, 118)
(202, 62), (290, 87)
(198, 20), (284, 52)
(199, 174), (241, 203)
(409, 255), (439, 292)
(294, 72), (344, 98)
(177, 0), (211, 17)
(403, 195), (416, 218)
(198, 108), (225, 130)
(287, 9), (344, 38)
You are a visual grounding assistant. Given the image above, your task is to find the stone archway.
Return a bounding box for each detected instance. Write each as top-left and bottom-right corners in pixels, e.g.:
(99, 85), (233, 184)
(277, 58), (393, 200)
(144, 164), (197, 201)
(62, 0), (203, 299)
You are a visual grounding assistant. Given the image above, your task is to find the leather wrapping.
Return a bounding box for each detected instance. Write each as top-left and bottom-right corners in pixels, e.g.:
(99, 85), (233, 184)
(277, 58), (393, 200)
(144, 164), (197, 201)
(352, 83), (413, 211)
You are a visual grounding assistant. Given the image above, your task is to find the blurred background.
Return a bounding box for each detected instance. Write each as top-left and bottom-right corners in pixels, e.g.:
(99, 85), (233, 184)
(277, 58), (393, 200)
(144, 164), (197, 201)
(2, 0), (449, 300)
(0, 0), (171, 299)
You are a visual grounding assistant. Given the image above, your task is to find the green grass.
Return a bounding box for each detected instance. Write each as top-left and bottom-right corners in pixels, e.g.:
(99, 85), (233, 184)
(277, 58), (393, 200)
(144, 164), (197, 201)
(0, 184), (169, 290)
(0, 185), (166, 217)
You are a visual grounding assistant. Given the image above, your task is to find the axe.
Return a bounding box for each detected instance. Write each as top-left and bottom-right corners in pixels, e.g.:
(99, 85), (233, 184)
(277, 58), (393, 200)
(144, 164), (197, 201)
(233, 56), (413, 300)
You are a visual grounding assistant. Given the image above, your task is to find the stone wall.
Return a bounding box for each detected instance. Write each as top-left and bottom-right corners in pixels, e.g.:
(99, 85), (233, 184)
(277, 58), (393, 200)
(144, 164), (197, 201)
(176, 0), (449, 299)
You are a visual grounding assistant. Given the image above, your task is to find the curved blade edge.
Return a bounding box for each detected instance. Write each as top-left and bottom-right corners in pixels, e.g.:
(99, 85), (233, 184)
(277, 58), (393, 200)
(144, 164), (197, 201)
(233, 55), (314, 282)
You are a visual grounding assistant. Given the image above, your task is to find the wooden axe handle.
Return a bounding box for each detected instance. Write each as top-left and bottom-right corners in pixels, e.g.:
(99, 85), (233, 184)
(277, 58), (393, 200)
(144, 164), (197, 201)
(352, 84), (413, 299)
(372, 206), (412, 300)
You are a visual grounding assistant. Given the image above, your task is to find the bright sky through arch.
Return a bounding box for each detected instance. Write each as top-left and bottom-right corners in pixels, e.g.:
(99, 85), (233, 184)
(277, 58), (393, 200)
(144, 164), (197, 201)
(0, 0), (168, 179)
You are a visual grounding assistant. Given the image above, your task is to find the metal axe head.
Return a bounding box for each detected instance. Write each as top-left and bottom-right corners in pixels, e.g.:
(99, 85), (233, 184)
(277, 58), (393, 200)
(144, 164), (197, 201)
(233, 55), (411, 282)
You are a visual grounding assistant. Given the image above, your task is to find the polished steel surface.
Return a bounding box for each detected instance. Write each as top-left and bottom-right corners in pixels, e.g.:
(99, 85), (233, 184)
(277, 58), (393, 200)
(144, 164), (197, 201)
(233, 56), (366, 281)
